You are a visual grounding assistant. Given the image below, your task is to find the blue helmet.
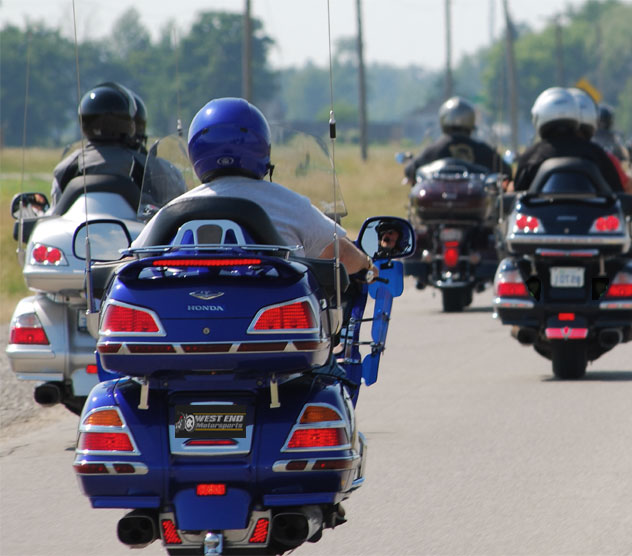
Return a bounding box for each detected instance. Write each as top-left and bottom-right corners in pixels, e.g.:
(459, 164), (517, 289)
(188, 97), (272, 181)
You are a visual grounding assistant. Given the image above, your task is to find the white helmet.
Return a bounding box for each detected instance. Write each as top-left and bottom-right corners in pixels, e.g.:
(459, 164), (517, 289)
(531, 87), (579, 138)
(567, 87), (598, 136)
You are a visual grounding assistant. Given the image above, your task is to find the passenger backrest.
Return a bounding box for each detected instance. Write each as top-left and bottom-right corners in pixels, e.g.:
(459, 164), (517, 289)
(53, 174), (140, 216)
(527, 157), (613, 197)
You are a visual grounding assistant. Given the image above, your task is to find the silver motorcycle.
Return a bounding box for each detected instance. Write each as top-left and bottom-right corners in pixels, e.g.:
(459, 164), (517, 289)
(7, 135), (192, 414)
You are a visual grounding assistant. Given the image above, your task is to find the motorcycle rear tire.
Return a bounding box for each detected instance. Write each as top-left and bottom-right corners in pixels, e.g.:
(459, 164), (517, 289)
(551, 343), (587, 380)
(441, 288), (467, 312)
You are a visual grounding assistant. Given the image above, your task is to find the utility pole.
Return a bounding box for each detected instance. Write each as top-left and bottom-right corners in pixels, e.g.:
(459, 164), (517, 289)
(502, 0), (519, 152)
(554, 15), (565, 85)
(444, 0), (453, 98)
(242, 0), (252, 101)
(356, 0), (368, 160)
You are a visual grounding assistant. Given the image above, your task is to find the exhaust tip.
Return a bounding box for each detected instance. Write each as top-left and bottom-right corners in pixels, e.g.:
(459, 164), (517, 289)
(34, 383), (62, 407)
(271, 506), (323, 549)
(511, 326), (537, 345)
(598, 328), (623, 349)
(117, 510), (158, 548)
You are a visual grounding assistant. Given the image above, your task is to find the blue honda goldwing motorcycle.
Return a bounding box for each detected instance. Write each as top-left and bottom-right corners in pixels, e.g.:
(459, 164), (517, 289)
(71, 131), (414, 555)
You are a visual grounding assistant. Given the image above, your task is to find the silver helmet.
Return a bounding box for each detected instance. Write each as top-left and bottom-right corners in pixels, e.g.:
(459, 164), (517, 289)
(567, 87), (598, 136)
(531, 87), (579, 138)
(439, 97), (476, 135)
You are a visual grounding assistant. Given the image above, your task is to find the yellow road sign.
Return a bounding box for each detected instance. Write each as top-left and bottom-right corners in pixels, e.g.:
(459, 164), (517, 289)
(575, 78), (602, 104)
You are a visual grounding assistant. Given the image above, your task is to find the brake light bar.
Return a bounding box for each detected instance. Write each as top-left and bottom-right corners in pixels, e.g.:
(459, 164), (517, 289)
(196, 483), (227, 496)
(152, 258), (262, 267)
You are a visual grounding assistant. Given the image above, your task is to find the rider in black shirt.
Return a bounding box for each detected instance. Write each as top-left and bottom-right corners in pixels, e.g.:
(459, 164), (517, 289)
(404, 97), (511, 182)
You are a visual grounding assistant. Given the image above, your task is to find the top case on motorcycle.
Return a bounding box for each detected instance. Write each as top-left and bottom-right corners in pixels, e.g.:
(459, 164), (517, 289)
(137, 196), (350, 304)
(52, 174), (141, 216)
(526, 157), (614, 198)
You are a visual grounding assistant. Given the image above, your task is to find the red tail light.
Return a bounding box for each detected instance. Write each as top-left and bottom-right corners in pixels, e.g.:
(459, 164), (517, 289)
(101, 302), (161, 334)
(287, 427), (348, 449)
(558, 313), (575, 321)
(443, 241), (459, 268)
(249, 518), (270, 544)
(251, 300), (316, 331)
(161, 520), (182, 545)
(495, 269), (529, 298)
(77, 432), (134, 452)
(196, 483), (227, 496)
(86, 364), (98, 374)
(152, 258), (261, 267)
(605, 271), (632, 298)
(31, 243), (67, 265)
(513, 213), (542, 233)
(591, 215), (622, 233)
(9, 313), (49, 345)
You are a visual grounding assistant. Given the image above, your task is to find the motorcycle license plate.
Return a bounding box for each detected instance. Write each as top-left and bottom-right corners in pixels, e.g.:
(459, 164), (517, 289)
(439, 228), (463, 242)
(174, 404), (251, 438)
(77, 309), (88, 332)
(550, 267), (584, 288)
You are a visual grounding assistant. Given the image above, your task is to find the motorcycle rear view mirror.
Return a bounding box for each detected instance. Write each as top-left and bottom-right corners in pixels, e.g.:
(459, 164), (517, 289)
(357, 216), (415, 260)
(11, 192), (50, 219)
(394, 151), (413, 165)
(72, 220), (132, 262)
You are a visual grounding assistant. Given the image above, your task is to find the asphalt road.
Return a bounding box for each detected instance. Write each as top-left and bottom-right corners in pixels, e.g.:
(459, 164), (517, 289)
(2, 281), (632, 556)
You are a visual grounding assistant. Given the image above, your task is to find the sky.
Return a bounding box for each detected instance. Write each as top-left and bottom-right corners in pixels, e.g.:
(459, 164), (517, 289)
(2, 0), (608, 71)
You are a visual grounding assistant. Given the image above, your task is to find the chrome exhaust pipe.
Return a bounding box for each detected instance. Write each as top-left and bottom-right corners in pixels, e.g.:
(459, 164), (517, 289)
(598, 328), (623, 349)
(271, 505), (323, 548)
(511, 326), (537, 346)
(117, 510), (158, 548)
(34, 382), (62, 407)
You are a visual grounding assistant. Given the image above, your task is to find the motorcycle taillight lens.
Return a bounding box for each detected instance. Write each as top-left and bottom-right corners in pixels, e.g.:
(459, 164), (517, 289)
(495, 269), (529, 297)
(82, 409), (123, 427)
(101, 303), (161, 334)
(30, 243), (67, 266)
(252, 300), (316, 331)
(513, 213), (542, 233)
(443, 242), (459, 268)
(196, 483), (227, 496)
(590, 214), (622, 233)
(300, 405), (343, 424)
(287, 427), (348, 449)
(161, 520), (182, 545)
(78, 432), (134, 452)
(605, 272), (632, 298)
(9, 313), (49, 345)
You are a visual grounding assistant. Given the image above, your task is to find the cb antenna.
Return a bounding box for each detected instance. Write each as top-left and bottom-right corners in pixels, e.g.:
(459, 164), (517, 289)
(326, 0), (343, 316)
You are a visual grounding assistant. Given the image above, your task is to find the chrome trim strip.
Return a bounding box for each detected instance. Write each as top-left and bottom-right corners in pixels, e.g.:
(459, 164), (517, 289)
(507, 233), (629, 247)
(493, 297), (535, 309)
(97, 339), (326, 355)
(599, 300), (632, 310)
(272, 454), (361, 472)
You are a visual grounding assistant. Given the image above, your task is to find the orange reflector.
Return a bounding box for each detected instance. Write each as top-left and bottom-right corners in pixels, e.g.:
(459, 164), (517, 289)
(161, 520), (182, 544)
(300, 405), (342, 424)
(249, 518), (270, 544)
(97, 343), (121, 354)
(287, 427), (348, 449)
(83, 409), (123, 427)
(558, 313), (575, 321)
(196, 483), (227, 496)
(313, 458), (355, 470)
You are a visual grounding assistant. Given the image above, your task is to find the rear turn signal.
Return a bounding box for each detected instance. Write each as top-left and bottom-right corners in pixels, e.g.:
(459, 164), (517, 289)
(83, 409), (123, 427)
(9, 313), (49, 345)
(300, 405), (343, 424)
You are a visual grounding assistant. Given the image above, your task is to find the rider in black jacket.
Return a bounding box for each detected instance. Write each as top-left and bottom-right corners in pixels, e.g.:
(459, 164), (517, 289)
(513, 87), (623, 193)
(404, 97), (511, 182)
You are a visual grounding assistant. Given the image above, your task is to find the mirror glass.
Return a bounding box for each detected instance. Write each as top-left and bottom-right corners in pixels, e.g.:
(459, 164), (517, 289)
(11, 192), (50, 219)
(358, 217), (415, 260)
(73, 221), (130, 261)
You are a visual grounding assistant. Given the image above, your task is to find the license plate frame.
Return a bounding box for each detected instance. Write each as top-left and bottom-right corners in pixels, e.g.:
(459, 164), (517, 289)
(174, 404), (252, 439)
(550, 266), (584, 288)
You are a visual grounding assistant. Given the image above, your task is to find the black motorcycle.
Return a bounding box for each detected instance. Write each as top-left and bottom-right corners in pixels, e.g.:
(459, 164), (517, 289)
(400, 157), (501, 312)
(494, 156), (632, 379)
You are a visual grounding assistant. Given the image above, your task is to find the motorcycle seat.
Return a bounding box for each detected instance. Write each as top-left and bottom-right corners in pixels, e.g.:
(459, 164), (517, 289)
(135, 196), (287, 248)
(52, 174), (141, 216)
(527, 157), (614, 198)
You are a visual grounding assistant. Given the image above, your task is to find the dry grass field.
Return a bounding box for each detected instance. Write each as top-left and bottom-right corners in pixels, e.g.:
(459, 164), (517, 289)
(0, 142), (411, 322)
